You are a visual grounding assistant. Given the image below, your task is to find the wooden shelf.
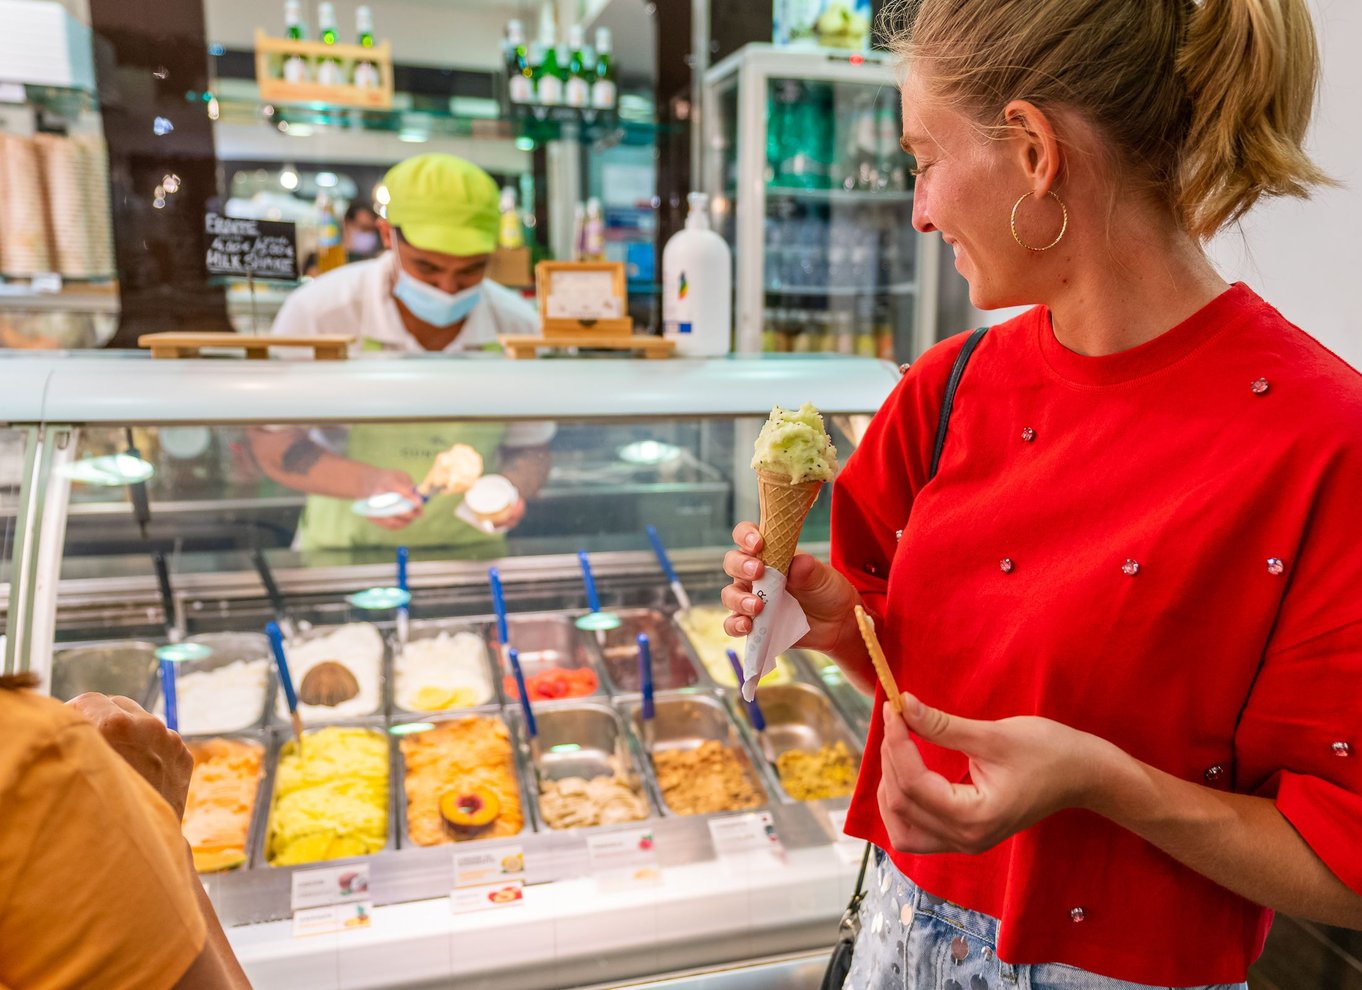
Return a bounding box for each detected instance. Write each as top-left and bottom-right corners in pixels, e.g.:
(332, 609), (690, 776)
(139, 332), (352, 360)
(498, 334), (676, 360)
(253, 29), (394, 110)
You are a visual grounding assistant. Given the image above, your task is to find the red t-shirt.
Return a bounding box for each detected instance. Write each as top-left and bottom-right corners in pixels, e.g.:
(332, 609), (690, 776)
(835, 284), (1362, 985)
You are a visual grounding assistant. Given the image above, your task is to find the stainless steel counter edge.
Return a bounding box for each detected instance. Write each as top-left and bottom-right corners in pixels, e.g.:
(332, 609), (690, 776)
(0, 353), (899, 426)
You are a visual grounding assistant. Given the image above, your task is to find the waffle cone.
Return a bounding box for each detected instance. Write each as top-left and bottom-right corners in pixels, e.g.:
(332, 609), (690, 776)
(756, 470), (822, 575)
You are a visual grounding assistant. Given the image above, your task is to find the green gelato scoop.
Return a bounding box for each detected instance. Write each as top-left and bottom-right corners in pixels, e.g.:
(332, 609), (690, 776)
(751, 402), (839, 484)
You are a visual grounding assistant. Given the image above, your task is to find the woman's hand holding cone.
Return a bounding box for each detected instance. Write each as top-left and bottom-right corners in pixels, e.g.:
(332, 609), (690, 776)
(721, 521), (860, 651)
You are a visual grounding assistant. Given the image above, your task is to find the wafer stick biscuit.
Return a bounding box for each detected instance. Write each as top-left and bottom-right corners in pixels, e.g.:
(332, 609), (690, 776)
(854, 605), (902, 714)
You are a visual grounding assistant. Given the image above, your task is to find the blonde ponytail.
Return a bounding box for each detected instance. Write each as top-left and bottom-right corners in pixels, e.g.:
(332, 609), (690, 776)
(1176, 0), (1331, 240)
(881, 0), (1331, 242)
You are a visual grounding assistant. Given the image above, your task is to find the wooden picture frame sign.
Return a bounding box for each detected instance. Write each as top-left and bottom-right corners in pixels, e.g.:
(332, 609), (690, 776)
(536, 261), (633, 337)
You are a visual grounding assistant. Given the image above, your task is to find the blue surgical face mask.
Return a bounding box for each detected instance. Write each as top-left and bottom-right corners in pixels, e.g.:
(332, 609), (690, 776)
(391, 244), (483, 327)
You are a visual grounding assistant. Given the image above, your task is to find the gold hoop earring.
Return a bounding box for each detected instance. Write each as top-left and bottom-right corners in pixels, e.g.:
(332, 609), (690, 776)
(1010, 190), (1069, 252)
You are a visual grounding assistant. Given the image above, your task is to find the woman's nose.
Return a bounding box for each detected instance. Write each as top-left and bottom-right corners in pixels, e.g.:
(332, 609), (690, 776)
(912, 187), (936, 234)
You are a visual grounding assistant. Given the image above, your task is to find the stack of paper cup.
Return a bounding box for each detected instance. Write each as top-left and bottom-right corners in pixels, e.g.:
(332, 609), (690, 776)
(0, 134), (53, 276)
(33, 134), (116, 279)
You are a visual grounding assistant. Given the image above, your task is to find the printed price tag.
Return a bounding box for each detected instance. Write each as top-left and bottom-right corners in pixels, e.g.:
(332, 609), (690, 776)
(450, 881), (525, 914)
(708, 812), (784, 863)
(292, 901), (373, 937)
(587, 828), (661, 892)
(453, 846), (525, 889)
(290, 863), (371, 912)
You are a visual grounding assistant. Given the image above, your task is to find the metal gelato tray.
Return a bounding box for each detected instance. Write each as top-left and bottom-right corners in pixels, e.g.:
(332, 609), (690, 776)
(622, 693), (770, 817)
(594, 607), (705, 694)
(490, 612), (606, 702)
(184, 733), (270, 875)
(790, 649), (873, 736)
(50, 639), (158, 707)
(393, 707), (539, 847)
(525, 701), (659, 830)
(256, 720), (399, 869)
(390, 618), (500, 717)
(149, 632), (275, 736)
(732, 682), (862, 804)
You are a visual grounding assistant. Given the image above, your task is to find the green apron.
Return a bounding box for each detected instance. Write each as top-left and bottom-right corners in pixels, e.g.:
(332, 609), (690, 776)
(297, 419), (510, 553)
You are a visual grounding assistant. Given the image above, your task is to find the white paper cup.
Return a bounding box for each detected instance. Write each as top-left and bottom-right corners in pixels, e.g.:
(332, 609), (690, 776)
(463, 474), (519, 528)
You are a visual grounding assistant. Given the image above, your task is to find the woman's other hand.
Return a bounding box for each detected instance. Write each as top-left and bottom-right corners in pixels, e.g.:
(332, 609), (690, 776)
(877, 693), (1117, 855)
(720, 521), (860, 652)
(67, 693), (194, 820)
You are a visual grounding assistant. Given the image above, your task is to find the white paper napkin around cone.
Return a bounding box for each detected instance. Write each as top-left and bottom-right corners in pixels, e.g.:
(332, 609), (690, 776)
(741, 469), (822, 701)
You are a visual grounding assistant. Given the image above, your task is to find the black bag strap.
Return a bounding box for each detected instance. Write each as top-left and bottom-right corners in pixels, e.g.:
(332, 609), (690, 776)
(845, 325), (990, 904)
(929, 326), (989, 480)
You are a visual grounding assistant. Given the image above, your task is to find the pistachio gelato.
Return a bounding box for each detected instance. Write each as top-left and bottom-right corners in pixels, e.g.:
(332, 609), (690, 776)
(751, 402), (838, 483)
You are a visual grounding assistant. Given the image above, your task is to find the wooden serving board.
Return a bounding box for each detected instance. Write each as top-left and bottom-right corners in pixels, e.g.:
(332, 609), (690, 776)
(498, 334), (676, 360)
(138, 332), (352, 360)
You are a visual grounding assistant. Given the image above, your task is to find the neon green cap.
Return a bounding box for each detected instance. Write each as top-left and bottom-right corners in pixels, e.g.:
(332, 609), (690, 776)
(383, 153), (499, 257)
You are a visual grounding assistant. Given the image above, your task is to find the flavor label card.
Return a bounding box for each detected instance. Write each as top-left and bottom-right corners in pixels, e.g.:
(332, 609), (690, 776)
(292, 901), (373, 937)
(708, 812), (785, 865)
(450, 881), (525, 914)
(453, 846), (525, 889)
(587, 828), (661, 892)
(290, 863), (371, 911)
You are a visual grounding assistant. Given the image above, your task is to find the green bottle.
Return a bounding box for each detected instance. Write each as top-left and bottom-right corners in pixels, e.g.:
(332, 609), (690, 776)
(282, 0), (309, 83)
(591, 27), (616, 110)
(354, 6), (380, 89)
(316, 2), (343, 86)
(505, 19), (533, 105)
(565, 24), (590, 109)
(535, 7), (565, 107)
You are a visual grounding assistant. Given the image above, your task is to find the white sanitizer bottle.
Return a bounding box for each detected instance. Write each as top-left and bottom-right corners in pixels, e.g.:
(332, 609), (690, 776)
(663, 192), (733, 356)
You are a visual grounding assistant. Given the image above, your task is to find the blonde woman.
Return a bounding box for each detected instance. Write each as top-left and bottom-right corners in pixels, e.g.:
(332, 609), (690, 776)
(722, 0), (1361, 986)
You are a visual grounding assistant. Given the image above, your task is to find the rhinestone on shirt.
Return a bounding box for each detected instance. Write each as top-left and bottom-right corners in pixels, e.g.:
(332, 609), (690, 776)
(999, 557), (1015, 574)
(1021, 427), (1036, 443)
(1251, 378), (1271, 395)
(1122, 559), (1141, 577)
(1204, 764), (1227, 785)
(895, 529), (903, 542)
(1266, 557), (1285, 576)
(1070, 907), (1087, 923)
(899, 363), (911, 376)
(1333, 742), (1352, 758)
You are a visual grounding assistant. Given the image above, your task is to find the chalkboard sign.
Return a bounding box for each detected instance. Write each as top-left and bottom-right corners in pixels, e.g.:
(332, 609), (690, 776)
(204, 214), (298, 281)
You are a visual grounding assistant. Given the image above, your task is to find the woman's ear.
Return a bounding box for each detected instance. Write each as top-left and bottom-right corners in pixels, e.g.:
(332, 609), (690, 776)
(1001, 99), (1063, 195)
(379, 218), (394, 251)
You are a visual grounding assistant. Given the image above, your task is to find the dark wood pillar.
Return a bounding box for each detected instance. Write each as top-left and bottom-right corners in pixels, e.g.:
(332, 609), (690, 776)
(88, 0), (230, 347)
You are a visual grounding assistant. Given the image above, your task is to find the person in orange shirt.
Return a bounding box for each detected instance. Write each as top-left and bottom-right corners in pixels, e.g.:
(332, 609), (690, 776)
(0, 673), (250, 990)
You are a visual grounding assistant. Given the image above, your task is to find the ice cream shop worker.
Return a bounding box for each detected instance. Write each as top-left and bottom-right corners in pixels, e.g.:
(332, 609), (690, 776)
(249, 153), (550, 552)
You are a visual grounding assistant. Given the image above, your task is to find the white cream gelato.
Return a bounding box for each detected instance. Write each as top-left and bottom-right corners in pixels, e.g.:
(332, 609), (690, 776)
(156, 658), (270, 735)
(395, 630), (494, 712)
(275, 623), (384, 720)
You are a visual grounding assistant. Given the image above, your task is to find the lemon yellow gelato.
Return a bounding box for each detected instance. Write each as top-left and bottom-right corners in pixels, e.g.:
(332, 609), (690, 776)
(266, 726), (389, 866)
(751, 403), (838, 483)
(677, 606), (794, 688)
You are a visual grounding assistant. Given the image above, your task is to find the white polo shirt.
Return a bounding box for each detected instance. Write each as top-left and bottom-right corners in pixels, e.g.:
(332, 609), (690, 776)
(271, 251), (538, 353)
(269, 252), (553, 447)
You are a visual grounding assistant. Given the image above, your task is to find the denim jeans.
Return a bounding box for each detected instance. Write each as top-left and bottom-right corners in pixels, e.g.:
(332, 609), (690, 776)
(842, 848), (1248, 990)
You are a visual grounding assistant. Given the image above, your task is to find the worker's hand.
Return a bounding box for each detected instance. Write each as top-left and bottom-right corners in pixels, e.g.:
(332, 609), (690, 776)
(720, 521), (860, 652)
(877, 694), (1116, 855)
(495, 497), (528, 531)
(67, 693), (194, 821)
(364, 468), (424, 530)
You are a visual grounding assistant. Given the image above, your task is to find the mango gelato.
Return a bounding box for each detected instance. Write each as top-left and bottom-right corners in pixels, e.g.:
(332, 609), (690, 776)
(750, 402), (838, 484)
(183, 738), (263, 873)
(775, 741), (858, 801)
(395, 631), (494, 712)
(653, 740), (762, 815)
(266, 727), (389, 866)
(401, 717), (524, 846)
(677, 606), (794, 688)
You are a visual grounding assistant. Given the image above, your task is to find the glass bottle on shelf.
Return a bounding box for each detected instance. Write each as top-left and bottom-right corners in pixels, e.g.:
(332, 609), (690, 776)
(315, 194), (346, 273)
(499, 187), (525, 250)
(591, 28), (616, 111)
(505, 19), (533, 106)
(535, 5), (565, 107)
(353, 6), (380, 89)
(316, 2), (344, 86)
(565, 25), (591, 109)
(581, 197), (606, 261)
(282, 0), (310, 83)
(877, 96), (907, 191)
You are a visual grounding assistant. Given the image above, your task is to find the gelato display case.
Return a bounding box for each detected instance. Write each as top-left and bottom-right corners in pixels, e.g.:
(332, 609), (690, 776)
(0, 353), (896, 990)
